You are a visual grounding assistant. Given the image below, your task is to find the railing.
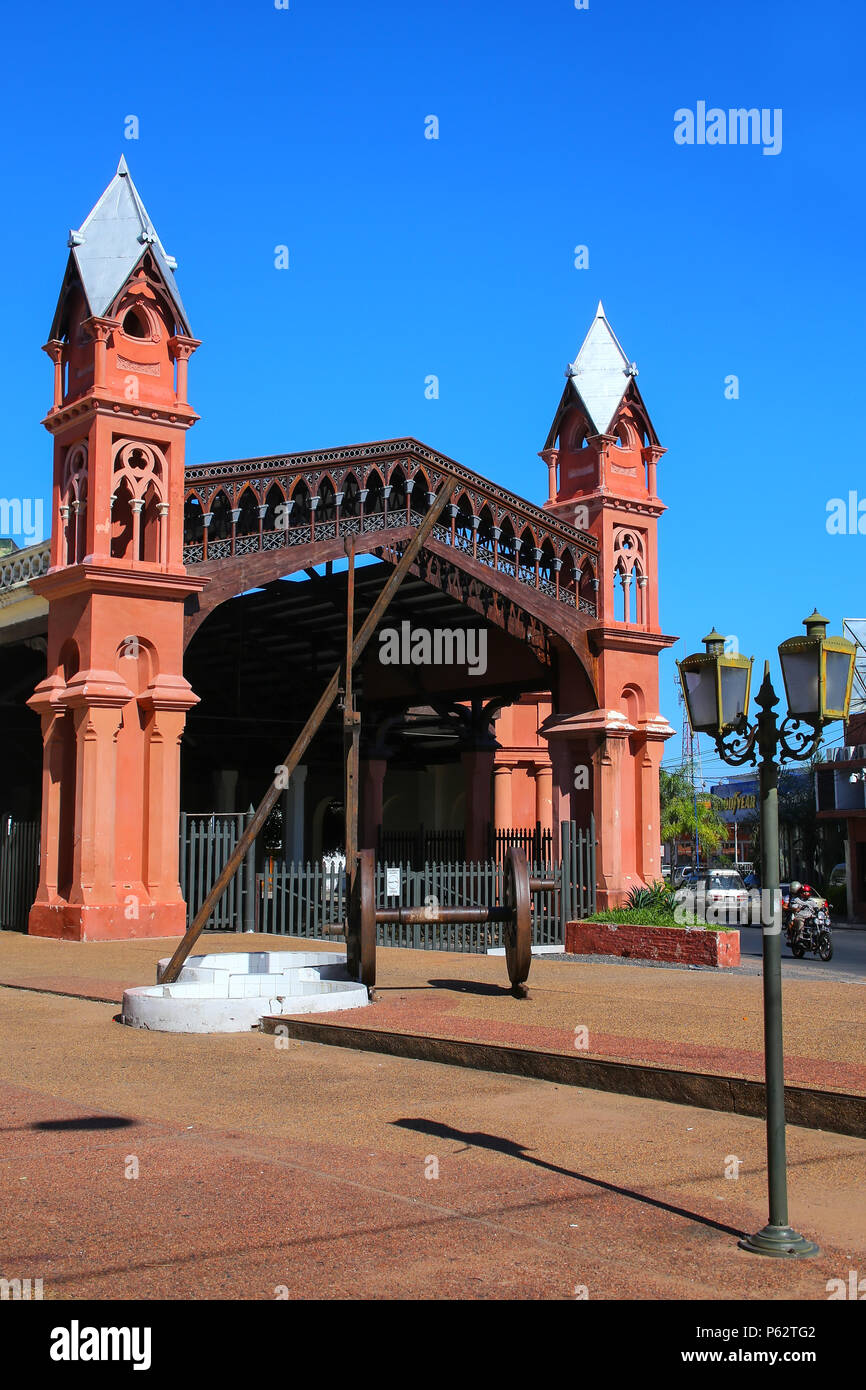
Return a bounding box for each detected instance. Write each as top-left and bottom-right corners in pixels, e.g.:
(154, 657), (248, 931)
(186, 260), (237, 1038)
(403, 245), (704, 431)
(490, 823), (554, 865)
(378, 825), (466, 869)
(181, 438), (598, 619)
(258, 858), (346, 936)
(0, 815), (39, 931)
(180, 811), (257, 931)
(256, 821), (595, 949)
(0, 811), (595, 942)
(0, 541), (51, 597)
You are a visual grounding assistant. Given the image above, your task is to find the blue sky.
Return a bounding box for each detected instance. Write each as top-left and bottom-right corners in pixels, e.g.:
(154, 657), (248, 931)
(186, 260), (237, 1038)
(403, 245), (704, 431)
(1, 0), (863, 780)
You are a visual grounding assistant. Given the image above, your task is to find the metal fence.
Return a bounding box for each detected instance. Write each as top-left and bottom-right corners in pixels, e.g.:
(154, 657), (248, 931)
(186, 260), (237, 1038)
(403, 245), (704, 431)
(180, 811), (257, 931)
(377, 826), (466, 868)
(0, 816), (39, 932)
(0, 810), (596, 946)
(258, 857), (346, 937)
(257, 819), (595, 950)
(489, 823), (555, 864)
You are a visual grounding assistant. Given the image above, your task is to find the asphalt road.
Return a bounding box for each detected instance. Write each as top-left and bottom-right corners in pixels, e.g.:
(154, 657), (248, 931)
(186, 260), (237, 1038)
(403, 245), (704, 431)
(736, 925), (866, 983)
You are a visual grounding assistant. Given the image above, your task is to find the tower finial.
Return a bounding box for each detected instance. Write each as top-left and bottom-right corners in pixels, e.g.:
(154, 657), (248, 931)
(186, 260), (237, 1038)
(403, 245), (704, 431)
(116, 154), (129, 176)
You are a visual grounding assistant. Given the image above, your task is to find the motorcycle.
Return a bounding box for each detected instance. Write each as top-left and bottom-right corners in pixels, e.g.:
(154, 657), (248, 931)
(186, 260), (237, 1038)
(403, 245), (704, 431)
(784, 896), (834, 962)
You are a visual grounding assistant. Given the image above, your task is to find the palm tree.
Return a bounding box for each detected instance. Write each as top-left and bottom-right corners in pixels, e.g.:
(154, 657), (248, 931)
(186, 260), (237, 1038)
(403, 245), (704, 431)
(660, 767), (727, 866)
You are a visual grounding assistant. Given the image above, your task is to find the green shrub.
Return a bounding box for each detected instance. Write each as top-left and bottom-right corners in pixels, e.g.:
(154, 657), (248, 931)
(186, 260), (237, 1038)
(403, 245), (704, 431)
(626, 880), (676, 913)
(586, 905), (703, 928)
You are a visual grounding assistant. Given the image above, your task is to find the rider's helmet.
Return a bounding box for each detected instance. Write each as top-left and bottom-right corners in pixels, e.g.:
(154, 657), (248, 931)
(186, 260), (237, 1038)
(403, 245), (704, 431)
(790, 880), (803, 896)
(801, 883), (814, 898)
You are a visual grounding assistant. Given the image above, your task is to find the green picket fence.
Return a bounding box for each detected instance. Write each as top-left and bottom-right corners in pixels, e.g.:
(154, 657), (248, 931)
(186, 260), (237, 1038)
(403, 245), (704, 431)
(1, 811), (596, 945)
(256, 819), (596, 949)
(0, 815), (39, 932)
(180, 810), (257, 931)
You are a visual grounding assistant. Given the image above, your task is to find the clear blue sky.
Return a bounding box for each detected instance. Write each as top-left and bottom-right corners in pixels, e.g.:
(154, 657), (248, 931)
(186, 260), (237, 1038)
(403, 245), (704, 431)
(2, 0), (863, 781)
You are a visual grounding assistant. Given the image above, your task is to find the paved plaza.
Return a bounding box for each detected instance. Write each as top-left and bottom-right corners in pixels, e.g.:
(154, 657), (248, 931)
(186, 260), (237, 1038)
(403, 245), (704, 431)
(1, 932), (863, 1300)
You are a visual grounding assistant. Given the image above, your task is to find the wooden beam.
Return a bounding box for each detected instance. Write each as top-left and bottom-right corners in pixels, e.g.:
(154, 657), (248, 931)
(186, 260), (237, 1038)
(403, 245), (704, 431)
(343, 536), (360, 899)
(160, 474), (457, 983)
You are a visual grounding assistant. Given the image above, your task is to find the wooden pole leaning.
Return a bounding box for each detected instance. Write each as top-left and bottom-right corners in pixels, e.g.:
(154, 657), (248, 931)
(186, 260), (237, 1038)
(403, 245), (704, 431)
(343, 536), (361, 899)
(160, 474), (458, 984)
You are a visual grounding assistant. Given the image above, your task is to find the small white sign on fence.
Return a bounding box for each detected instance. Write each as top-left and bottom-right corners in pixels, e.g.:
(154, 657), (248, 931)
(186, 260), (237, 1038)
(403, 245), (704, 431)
(385, 867), (401, 898)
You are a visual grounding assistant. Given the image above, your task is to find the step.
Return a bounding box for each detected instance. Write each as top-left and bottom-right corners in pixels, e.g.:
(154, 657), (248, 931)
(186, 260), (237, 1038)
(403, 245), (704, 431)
(120, 949), (369, 1033)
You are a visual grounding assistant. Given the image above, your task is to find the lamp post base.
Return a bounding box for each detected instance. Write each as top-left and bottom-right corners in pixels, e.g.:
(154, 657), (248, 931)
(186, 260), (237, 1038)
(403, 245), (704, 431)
(738, 1224), (819, 1258)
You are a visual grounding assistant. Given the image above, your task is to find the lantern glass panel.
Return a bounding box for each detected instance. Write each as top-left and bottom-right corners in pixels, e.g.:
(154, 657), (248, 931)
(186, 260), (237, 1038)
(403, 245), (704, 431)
(825, 649), (852, 717)
(720, 665), (749, 727)
(683, 665), (719, 731)
(781, 650), (820, 718)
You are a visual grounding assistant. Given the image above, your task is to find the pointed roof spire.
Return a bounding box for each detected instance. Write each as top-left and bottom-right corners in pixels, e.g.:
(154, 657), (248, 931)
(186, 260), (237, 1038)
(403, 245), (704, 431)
(565, 301), (635, 435)
(50, 160), (191, 338)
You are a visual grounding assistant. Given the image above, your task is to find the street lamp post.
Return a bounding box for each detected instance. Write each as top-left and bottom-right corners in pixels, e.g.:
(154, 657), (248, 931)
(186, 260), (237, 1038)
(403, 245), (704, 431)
(677, 613), (856, 1257)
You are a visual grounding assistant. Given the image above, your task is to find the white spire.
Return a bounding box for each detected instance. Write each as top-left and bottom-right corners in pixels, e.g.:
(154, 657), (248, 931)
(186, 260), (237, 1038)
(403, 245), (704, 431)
(51, 160), (190, 338)
(567, 303), (634, 435)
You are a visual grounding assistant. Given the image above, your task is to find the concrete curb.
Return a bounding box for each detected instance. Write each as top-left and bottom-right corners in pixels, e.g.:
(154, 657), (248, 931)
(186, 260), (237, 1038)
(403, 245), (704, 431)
(259, 1016), (866, 1139)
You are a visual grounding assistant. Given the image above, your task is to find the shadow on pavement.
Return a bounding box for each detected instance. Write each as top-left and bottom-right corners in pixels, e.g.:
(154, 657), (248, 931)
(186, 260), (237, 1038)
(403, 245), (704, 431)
(392, 1117), (745, 1239)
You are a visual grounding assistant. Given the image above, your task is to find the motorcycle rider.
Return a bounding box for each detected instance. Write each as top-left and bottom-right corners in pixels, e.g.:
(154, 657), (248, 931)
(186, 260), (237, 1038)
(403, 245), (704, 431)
(787, 880), (814, 949)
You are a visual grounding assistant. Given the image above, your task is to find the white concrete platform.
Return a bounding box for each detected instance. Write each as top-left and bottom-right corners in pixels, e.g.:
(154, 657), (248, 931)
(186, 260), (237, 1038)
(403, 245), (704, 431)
(487, 944), (564, 957)
(120, 949), (368, 1033)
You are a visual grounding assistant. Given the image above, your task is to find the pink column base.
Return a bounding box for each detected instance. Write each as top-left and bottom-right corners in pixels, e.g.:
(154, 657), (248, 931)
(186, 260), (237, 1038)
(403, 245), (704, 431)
(28, 900), (188, 942)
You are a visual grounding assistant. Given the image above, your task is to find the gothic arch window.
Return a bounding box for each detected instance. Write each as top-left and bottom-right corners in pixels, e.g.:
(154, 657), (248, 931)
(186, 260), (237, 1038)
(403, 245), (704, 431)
(612, 528), (644, 574)
(111, 477), (135, 559)
(61, 442), (88, 565)
(290, 479), (311, 528)
(571, 416), (591, 450)
(613, 416), (638, 451)
(498, 518), (516, 575)
(613, 528), (645, 625)
(110, 440), (167, 562)
(559, 549), (576, 599)
(316, 476), (337, 522)
(139, 483), (161, 562)
(389, 466), (406, 514)
(413, 470), (431, 516)
(365, 471), (384, 515)
(342, 473), (361, 518)
(263, 482), (286, 532)
(236, 487), (260, 537)
(121, 306), (150, 339)
(454, 494), (474, 551)
(477, 505), (495, 560)
(518, 526), (536, 582)
(539, 540), (556, 591)
(209, 491), (232, 541)
(184, 494), (204, 545)
(578, 559), (595, 607)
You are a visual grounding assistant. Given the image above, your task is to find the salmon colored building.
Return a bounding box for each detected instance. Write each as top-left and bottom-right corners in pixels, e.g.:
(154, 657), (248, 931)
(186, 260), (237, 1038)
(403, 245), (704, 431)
(12, 161), (675, 939)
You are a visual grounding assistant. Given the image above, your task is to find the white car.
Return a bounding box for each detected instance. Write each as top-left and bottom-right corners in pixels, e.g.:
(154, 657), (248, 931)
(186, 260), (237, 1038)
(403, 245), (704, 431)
(674, 869), (751, 926)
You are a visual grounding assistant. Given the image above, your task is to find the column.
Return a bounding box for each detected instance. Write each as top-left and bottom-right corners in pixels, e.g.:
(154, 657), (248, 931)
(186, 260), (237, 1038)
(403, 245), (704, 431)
(68, 700), (127, 905)
(141, 705), (189, 908)
(461, 749), (494, 861)
(493, 763), (513, 831)
(593, 731), (627, 909)
(635, 734), (665, 884)
(27, 674), (67, 907)
(637, 574), (648, 629)
(533, 761), (554, 838)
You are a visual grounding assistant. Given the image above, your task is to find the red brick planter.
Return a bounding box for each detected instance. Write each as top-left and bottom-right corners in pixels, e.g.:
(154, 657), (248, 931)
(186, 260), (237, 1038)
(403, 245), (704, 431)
(565, 920), (740, 967)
